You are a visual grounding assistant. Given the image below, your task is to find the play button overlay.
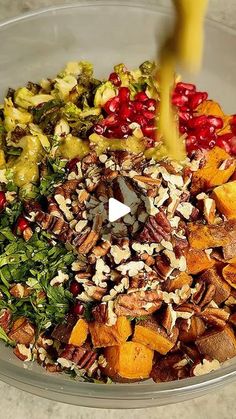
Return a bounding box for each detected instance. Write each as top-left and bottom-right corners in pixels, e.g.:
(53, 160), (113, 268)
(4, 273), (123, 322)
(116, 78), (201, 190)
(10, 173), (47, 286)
(108, 198), (131, 223)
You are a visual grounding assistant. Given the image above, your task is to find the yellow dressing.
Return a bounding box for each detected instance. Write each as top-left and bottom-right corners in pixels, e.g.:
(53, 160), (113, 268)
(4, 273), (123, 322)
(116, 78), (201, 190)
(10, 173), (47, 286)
(158, 0), (208, 161)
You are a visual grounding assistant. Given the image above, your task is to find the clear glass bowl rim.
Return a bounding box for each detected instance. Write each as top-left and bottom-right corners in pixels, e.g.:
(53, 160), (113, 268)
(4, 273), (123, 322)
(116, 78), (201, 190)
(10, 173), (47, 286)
(0, 0), (236, 405)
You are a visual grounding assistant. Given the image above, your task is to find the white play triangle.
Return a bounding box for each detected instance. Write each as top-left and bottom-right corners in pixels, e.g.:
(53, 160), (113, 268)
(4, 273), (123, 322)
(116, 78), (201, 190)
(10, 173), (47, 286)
(108, 198), (131, 222)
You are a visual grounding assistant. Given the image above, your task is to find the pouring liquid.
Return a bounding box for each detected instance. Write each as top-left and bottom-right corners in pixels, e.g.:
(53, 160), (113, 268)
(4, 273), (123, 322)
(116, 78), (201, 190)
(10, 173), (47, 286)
(158, 0), (208, 161)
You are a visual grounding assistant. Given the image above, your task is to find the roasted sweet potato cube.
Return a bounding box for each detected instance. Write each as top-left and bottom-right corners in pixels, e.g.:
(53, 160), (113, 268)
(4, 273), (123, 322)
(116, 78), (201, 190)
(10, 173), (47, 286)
(222, 264), (236, 289)
(132, 318), (178, 355)
(89, 316), (132, 348)
(212, 181), (236, 220)
(188, 223), (231, 250)
(196, 326), (236, 362)
(197, 100), (225, 117)
(69, 319), (89, 347)
(199, 268), (231, 304)
(186, 248), (215, 274)
(103, 342), (154, 382)
(191, 147), (236, 195)
(8, 317), (35, 345)
(165, 272), (193, 292)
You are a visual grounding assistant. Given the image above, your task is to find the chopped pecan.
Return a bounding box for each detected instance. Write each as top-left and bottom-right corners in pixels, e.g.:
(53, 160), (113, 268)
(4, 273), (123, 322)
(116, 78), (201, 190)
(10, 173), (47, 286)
(229, 313), (236, 327)
(151, 352), (190, 383)
(10, 284), (32, 299)
(78, 214), (102, 254)
(8, 317), (35, 345)
(223, 241), (236, 260)
(51, 314), (77, 343)
(133, 175), (161, 187)
(60, 344), (98, 373)
(13, 344), (32, 362)
(173, 236), (189, 258)
(178, 316), (206, 343)
(0, 309), (12, 332)
(140, 252), (155, 266)
(199, 307), (229, 328)
(139, 210), (171, 243)
(198, 268), (231, 305)
(92, 303), (108, 323)
(191, 282), (216, 308)
(155, 255), (172, 280)
(114, 290), (162, 317)
(55, 179), (80, 199)
(47, 197), (63, 218)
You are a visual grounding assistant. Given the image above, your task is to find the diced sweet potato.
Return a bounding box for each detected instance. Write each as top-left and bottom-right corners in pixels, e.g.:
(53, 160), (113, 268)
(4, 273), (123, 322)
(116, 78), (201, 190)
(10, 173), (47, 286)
(132, 318), (178, 355)
(191, 147), (236, 195)
(186, 248), (215, 274)
(8, 317), (35, 345)
(196, 326), (236, 362)
(197, 100), (225, 117)
(222, 264), (236, 289)
(199, 268), (231, 304)
(89, 316), (132, 348)
(69, 319), (89, 347)
(212, 181), (236, 220)
(188, 223), (231, 250)
(223, 241), (236, 260)
(165, 272), (193, 292)
(103, 342), (154, 382)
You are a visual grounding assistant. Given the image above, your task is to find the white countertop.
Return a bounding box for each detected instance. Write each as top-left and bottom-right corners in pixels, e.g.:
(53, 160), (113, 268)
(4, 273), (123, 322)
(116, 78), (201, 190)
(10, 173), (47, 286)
(0, 0), (236, 417)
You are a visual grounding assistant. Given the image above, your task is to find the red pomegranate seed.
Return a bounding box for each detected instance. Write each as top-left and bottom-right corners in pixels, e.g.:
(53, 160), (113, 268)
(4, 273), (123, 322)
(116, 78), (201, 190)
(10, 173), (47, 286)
(93, 124), (105, 135)
(207, 115), (224, 130)
(133, 100), (145, 113)
(103, 96), (120, 114)
(143, 110), (155, 120)
(109, 72), (121, 87)
(230, 115), (236, 125)
(106, 128), (116, 138)
(189, 92), (208, 110)
(179, 124), (188, 134)
(134, 114), (148, 128)
(66, 158), (81, 172)
(229, 136), (236, 155)
(208, 139), (216, 149)
(172, 93), (188, 107)
(195, 126), (215, 141)
(0, 191), (6, 212)
(186, 136), (198, 154)
(134, 91), (149, 102)
(178, 111), (192, 122)
(216, 137), (231, 153)
(146, 99), (156, 111)
(73, 302), (85, 316)
(119, 87), (130, 103)
(119, 103), (133, 120)
(175, 82), (196, 94)
(103, 114), (119, 127)
(142, 124), (156, 139)
(217, 133), (234, 143)
(16, 216), (29, 234)
(188, 115), (208, 129)
(69, 281), (82, 297)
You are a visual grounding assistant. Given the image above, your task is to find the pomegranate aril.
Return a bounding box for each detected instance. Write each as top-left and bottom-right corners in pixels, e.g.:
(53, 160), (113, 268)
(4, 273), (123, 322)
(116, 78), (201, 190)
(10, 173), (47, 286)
(119, 87), (130, 103)
(134, 91), (149, 102)
(217, 133), (234, 143)
(208, 140), (216, 149)
(73, 302), (85, 316)
(16, 216), (29, 234)
(133, 100), (145, 113)
(134, 114), (148, 128)
(142, 124), (156, 139)
(103, 114), (119, 127)
(69, 281), (82, 297)
(216, 137), (231, 153)
(143, 109), (155, 120)
(119, 103), (133, 121)
(172, 93), (188, 107)
(195, 126), (215, 141)
(207, 115), (224, 130)
(189, 92), (208, 110)
(229, 136), (236, 155)
(0, 191), (6, 212)
(188, 115), (208, 129)
(109, 72), (121, 87)
(230, 115), (236, 125)
(179, 124), (188, 134)
(103, 96), (120, 114)
(146, 99), (156, 110)
(175, 82), (196, 94)
(93, 124), (105, 135)
(179, 111), (192, 122)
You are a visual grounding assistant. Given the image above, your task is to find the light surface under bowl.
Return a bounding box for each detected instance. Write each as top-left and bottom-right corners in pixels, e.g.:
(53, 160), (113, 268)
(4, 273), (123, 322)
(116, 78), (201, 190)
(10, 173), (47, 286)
(0, 0), (236, 409)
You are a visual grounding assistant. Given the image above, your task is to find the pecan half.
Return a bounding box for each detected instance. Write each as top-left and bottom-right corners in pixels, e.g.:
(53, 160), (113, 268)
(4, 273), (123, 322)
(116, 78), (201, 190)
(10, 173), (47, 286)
(0, 309), (12, 332)
(78, 214), (102, 254)
(114, 290), (162, 316)
(199, 307), (229, 328)
(8, 317), (35, 345)
(139, 210), (171, 243)
(191, 282), (216, 308)
(92, 303), (108, 323)
(60, 344), (98, 373)
(10, 284), (32, 299)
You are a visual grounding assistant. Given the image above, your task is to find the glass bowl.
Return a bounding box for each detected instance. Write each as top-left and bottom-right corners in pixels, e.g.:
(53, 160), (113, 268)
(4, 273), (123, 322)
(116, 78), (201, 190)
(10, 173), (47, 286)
(0, 0), (236, 409)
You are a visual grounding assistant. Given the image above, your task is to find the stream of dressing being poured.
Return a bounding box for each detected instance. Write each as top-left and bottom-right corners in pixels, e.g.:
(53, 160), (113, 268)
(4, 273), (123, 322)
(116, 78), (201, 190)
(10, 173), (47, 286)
(158, 0), (209, 161)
